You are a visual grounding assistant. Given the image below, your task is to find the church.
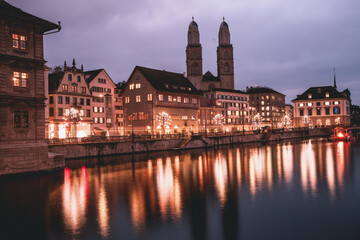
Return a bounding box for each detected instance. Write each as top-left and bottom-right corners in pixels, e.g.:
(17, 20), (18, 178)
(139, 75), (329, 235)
(186, 17), (235, 91)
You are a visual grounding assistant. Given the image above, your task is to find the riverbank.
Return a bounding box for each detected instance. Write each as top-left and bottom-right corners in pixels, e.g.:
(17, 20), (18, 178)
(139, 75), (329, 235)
(49, 128), (331, 160)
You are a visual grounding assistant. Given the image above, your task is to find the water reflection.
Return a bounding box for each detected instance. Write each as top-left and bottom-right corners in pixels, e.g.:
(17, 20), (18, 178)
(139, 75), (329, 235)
(50, 139), (356, 239)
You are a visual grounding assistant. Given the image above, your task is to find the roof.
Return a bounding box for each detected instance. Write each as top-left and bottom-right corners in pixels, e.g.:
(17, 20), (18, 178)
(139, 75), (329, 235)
(133, 66), (202, 96)
(202, 71), (221, 82)
(292, 86), (349, 101)
(84, 69), (103, 84)
(204, 88), (248, 95)
(0, 0), (58, 32)
(246, 86), (284, 96)
(48, 71), (64, 92)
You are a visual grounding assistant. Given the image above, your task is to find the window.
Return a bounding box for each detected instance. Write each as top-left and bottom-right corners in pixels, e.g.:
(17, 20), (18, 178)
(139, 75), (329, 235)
(125, 97), (130, 104)
(93, 117), (98, 123)
(68, 74), (72, 81)
(177, 96), (181, 102)
(73, 97), (77, 105)
(98, 78), (106, 84)
(12, 34), (26, 49)
(92, 87), (104, 92)
(316, 102), (320, 106)
(182, 116), (188, 120)
(299, 103), (304, 107)
(86, 109), (91, 117)
(49, 107), (54, 117)
(62, 84), (68, 92)
(80, 110), (84, 117)
(261, 101), (264, 105)
(307, 103), (313, 106)
(147, 94), (152, 101)
(80, 98), (84, 105)
(72, 85), (77, 92)
(334, 101), (340, 105)
(333, 107), (340, 114)
(129, 84), (134, 90)
(65, 97), (70, 104)
(99, 118), (104, 124)
(325, 108), (330, 115)
(99, 107), (104, 113)
(82, 87), (86, 93)
(316, 108), (321, 115)
(299, 109), (304, 116)
(158, 94), (163, 101)
(13, 72), (28, 87)
(58, 108), (63, 116)
(308, 109), (312, 116)
(14, 111), (28, 128)
(58, 96), (63, 104)
(86, 98), (90, 106)
(49, 96), (54, 104)
(308, 94), (312, 99)
(168, 95), (172, 102)
(192, 98), (198, 104)
(325, 92), (329, 98)
(93, 107), (98, 113)
(135, 83), (141, 89)
(325, 102), (330, 106)
(106, 97), (112, 103)
(266, 95), (269, 99)
(106, 118), (112, 123)
(136, 95), (141, 102)
(184, 97), (189, 103)
(77, 76), (81, 82)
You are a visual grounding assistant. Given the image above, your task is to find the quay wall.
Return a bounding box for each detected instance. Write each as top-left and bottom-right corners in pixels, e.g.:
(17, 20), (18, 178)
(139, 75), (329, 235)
(49, 128), (331, 160)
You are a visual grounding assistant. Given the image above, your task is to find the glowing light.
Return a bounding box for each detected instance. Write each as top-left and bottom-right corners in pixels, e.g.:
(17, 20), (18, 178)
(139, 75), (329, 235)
(214, 153), (228, 207)
(251, 113), (263, 130)
(337, 132), (344, 138)
(156, 112), (171, 134)
(77, 130), (87, 138)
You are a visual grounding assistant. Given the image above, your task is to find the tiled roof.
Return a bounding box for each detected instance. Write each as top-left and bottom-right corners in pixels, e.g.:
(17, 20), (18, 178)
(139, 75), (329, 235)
(136, 66), (202, 96)
(48, 72), (64, 92)
(84, 69), (103, 84)
(292, 86), (348, 101)
(205, 88), (247, 94)
(246, 86), (284, 96)
(0, 0), (58, 32)
(202, 71), (221, 82)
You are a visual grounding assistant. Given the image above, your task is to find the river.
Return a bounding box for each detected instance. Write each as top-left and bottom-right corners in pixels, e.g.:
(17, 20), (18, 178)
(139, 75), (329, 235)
(1, 138), (360, 240)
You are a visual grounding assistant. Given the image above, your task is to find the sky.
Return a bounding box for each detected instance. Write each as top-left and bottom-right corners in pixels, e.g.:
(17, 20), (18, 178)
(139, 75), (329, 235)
(8, 0), (360, 104)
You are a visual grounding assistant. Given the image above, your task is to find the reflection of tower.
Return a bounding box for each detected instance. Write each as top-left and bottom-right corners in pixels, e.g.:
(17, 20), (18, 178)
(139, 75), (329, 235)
(217, 18), (234, 89)
(186, 17), (203, 89)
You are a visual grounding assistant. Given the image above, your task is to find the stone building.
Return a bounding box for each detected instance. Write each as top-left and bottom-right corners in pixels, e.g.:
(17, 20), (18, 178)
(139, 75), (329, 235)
(246, 86), (286, 128)
(186, 18), (234, 90)
(201, 88), (250, 132)
(0, 0), (63, 175)
(114, 82), (125, 135)
(122, 66), (202, 135)
(85, 68), (117, 136)
(48, 61), (92, 138)
(292, 85), (351, 128)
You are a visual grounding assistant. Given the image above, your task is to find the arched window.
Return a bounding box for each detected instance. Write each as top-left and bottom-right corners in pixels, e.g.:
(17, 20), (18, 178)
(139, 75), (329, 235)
(191, 63), (199, 75)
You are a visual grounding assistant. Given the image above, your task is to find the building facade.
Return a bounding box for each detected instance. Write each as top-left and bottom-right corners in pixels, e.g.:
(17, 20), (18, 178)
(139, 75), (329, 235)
(0, 1), (63, 174)
(246, 86), (286, 128)
(292, 86), (351, 128)
(201, 88), (250, 132)
(186, 18), (234, 90)
(122, 66), (202, 135)
(47, 61), (92, 138)
(114, 82), (125, 135)
(85, 69), (117, 136)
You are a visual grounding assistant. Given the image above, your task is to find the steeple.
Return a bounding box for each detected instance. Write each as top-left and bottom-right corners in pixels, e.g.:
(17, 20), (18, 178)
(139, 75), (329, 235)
(333, 68), (337, 89)
(72, 58), (76, 68)
(187, 16), (200, 45)
(219, 17), (231, 46)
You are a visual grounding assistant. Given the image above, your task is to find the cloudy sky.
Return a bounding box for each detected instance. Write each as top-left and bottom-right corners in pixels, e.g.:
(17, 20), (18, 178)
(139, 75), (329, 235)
(9, 0), (360, 104)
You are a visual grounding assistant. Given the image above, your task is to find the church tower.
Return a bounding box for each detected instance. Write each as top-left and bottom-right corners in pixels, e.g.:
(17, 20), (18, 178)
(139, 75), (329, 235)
(217, 18), (234, 89)
(186, 17), (203, 89)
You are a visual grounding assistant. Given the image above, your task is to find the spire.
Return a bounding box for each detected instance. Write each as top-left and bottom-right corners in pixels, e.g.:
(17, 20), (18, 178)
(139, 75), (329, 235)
(72, 58), (76, 68)
(188, 16), (200, 45)
(64, 61), (67, 68)
(218, 18), (230, 46)
(81, 64), (84, 71)
(333, 67), (337, 89)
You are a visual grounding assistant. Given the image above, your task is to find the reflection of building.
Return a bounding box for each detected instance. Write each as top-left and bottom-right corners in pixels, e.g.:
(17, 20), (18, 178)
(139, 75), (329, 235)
(186, 18), (234, 90)
(122, 66), (202, 135)
(48, 61), (92, 138)
(292, 84), (351, 128)
(284, 104), (293, 127)
(201, 88), (250, 132)
(246, 86), (285, 128)
(85, 69), (117, 136)
(0, 1), (63, 175)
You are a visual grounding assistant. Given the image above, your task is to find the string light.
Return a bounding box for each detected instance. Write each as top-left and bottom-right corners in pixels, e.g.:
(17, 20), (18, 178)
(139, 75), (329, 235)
(251, 113), (263, 130)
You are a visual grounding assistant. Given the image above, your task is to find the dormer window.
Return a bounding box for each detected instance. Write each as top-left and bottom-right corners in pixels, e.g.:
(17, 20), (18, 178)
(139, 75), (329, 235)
(317, 88), (321, 94)
(308, 94), (312, 99)
(325, 92), (329, 98)
(12, 34), (27, 50)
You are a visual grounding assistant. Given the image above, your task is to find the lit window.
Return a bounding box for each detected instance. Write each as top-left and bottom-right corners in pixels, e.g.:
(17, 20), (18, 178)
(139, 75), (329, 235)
(99, 118), (104, 123)
(147, 94), (152, 101)
(72, 85), (77, 92)
(129, 84), (134, 90)
(308, 103), (313, 106)
(93, 117), (98, 123)
(125, 97), (130, 103)
(182, 116), (188, 120)
(192, 98), (198, 104)
(107, 118), (112, 123)
(99, 107), (104, 113)
(266, 95), (269, 99)
(12, 34), (19, 48)
(12, 34), (27, 49)
(184, 97), (189, 103)
(261, 101), (264, 105)
(334, 101), (339, 105)
(82, 87), (86, 93)
(13, 72), (28, 87)
(136, 95), (141, 102)
(308, 94), (312, 99)
(62, 84), (68, 91)
(325, 92), (329, 98)
(14, 111), (29, 128)
(168, 95), (172, 102)
(135, 83), (141, 89)
(299, 103), (304, 107)
(93, 107), (98, 112)
(158, 94), (163, 101)
(325, 102), (330, 106)
(177, 96), (181, 102)
(80, 110), (84, 117)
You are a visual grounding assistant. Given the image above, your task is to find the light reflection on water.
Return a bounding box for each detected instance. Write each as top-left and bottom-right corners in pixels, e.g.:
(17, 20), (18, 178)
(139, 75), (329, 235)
(1, 139), (359, 240)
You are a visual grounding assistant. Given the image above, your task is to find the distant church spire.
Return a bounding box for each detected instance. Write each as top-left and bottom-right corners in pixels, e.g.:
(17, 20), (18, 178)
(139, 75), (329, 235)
(333, 67), (337, 89)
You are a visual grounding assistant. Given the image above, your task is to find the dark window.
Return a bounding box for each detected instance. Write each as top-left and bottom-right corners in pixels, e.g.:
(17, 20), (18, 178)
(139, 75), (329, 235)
(68, 74), (72, 81)
(86, 98), (90, 106)
(49, 108), (54, 116)
(14, 111), (28, 128)
(86, 109), (91, 117)
(300, 109), (304, 116)
(80, 98), (84, 105)
(325, 108), (330, 115)
(49, 96), (54, 104)
(73, 97), (77, 105)
(77, 76), (81, 82)
(58, 108), (63, 116)
(316, 108), (321, 115)
(316, 102), (321, 106)
(58, 96), (63, 104)
(333, 107), (340, 114)
(308, 109), (312, 116)
(65, 97), (70, 104)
